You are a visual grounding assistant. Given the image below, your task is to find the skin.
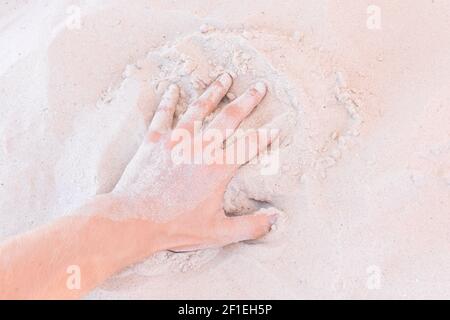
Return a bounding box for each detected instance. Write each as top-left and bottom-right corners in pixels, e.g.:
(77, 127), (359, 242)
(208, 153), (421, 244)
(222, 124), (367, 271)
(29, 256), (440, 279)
(0, 73), (279, 300)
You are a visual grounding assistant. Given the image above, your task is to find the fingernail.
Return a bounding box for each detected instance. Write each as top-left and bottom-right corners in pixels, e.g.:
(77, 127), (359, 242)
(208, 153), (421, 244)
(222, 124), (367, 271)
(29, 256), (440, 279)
(268, 214), (278, 225)
(168, 84), (179, 94)
(218, 73), (232, 87)
(254, 82), (267, 94)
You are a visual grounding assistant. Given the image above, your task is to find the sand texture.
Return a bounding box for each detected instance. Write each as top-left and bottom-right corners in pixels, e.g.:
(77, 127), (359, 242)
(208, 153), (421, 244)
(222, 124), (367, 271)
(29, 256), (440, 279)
(1, 0), (449, 299)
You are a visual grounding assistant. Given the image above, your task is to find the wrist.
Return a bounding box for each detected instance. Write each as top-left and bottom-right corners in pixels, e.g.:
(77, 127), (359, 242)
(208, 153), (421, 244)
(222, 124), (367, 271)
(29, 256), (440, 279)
(83, 194), (168, 271)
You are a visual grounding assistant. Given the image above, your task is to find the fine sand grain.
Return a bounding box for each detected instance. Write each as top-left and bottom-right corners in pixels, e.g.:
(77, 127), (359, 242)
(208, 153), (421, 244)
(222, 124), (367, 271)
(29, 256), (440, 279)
(1, 0), (449, 299)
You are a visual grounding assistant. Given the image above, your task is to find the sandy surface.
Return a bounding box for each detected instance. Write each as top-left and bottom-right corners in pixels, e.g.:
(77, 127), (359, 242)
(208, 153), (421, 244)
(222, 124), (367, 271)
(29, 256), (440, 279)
(1, 0), (449, 299)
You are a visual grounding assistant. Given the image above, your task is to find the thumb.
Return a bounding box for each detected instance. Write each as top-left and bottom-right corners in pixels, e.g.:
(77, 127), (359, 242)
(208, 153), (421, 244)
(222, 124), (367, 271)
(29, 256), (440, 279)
(221, 208), (279, 244)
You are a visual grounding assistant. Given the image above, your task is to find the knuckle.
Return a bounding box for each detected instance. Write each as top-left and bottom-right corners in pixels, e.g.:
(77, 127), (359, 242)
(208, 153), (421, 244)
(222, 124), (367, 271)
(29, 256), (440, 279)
(147, 130), (162, 144)
(193, 99), (212, 111)
(158, 104), (176, 113)
(223, 104), (244, 119)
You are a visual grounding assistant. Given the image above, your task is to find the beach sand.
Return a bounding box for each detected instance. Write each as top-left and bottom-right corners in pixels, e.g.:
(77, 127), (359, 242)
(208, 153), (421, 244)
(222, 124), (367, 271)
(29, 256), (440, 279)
(1, 0), (449, 299)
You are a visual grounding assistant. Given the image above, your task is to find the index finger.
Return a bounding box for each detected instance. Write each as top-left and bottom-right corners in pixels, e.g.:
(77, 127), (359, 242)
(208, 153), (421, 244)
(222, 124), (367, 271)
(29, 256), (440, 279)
(177, 73), (233, 133)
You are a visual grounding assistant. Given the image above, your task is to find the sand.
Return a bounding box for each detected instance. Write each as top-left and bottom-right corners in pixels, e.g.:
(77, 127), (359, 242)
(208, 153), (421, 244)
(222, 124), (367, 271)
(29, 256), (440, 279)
(1, 0), (449, 299)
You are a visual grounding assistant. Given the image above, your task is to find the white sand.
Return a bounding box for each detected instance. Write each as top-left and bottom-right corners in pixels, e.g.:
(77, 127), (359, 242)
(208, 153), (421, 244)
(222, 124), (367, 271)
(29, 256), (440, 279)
(1, 0), (449, 299)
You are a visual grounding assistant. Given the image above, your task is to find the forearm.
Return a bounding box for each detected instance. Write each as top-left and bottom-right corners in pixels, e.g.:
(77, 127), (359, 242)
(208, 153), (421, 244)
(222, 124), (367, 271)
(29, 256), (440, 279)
(0, 195), (164, 300)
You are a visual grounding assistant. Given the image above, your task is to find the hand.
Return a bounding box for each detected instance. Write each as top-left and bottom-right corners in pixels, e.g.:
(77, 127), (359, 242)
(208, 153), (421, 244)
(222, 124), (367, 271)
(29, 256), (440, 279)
(111, 73), (279, 252)
(0, 73), (280, 299)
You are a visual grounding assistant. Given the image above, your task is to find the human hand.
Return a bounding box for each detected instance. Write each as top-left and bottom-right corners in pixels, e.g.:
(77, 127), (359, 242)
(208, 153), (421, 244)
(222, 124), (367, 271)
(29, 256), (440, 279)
(0, 74), (281, 299)
(111, 73), (279, 252)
